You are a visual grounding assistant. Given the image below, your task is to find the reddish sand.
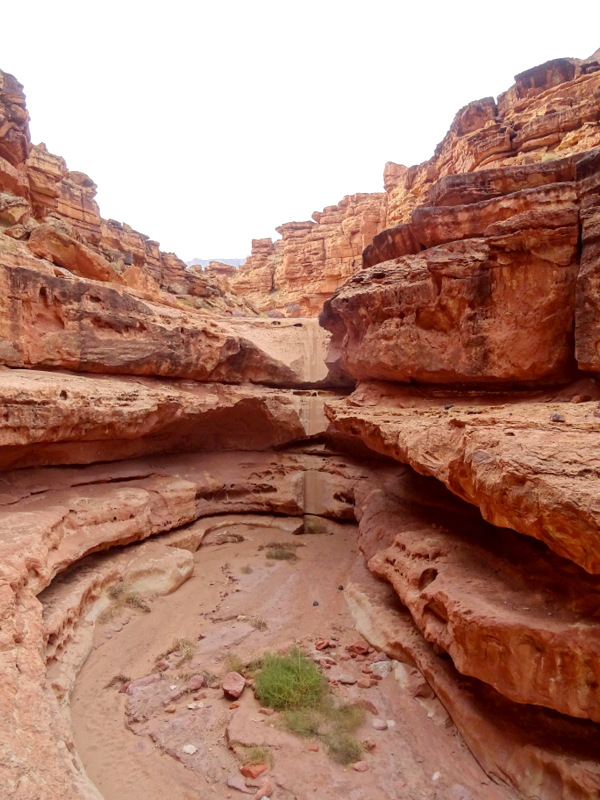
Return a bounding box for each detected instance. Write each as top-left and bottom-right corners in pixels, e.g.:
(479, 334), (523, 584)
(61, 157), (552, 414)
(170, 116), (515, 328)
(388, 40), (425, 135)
(70, 517), (513, 800)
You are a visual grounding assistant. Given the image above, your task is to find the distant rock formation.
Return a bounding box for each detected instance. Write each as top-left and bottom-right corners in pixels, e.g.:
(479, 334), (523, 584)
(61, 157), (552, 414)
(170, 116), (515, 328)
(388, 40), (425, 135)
(237, 50), (600, 317)
(232, 192), (386, 316)
(0, 72), (254, 316)
(186, 257), (246, 268)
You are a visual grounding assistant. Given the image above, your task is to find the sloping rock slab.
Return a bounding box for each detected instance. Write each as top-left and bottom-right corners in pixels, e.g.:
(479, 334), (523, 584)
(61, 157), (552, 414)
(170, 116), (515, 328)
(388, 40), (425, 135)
(0, 369), (333, 469)
(327, 384), (600, 573)
(346, 563), (600, 800)
(355, 476), (600, 721)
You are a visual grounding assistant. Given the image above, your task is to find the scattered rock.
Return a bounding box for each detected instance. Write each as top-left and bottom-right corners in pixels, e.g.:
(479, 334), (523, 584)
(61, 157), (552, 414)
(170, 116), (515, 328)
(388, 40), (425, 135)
(372, 719), (388, 730)
(227, 775), (253, 794)
(240, 763), (268, 780)
(346, 641), (370, 656)
(223, 672), (246, 699)
(187, 674), (206, 691)
(124, 673), (161, 695)
(362, 739), (377, 751)
(370, 660), (393, 678)
(357, 699), (379, 715)
(182, 744), (197, 755)
(353, 761), (368, 772)
(252, 776), (274, 799)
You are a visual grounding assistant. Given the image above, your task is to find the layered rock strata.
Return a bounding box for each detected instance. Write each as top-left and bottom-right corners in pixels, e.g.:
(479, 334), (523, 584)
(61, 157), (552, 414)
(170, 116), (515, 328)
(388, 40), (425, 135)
(315, 48), (600, 800)
(232, 193), (387, 316)
(234, 50), (600, 318)
(322, 149), (600, 383)
(383, 52), (600, 228)
(0, 369), (337, 469)
(0, 70), (251, 316)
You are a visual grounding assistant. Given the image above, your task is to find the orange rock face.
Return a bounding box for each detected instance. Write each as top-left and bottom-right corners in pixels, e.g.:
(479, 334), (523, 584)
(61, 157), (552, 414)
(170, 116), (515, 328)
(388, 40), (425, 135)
(323, 147), (600, 385)
(357, 477), (600, 721)
(0, 69), (248, 316)
(327, 382), (600, 573)
(232, 193), (387, 316)
(323, 227), (578, 384)
(235, 52), (600, 319)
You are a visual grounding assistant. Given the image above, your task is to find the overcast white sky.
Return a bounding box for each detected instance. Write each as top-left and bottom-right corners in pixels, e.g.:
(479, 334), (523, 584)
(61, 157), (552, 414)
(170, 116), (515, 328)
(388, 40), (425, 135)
(2, 1), (599, 260)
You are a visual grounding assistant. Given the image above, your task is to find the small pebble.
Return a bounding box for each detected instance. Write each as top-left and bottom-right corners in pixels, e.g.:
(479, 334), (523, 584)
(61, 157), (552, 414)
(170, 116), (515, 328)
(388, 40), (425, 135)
(182, 744), (197, 755)
(338, 585), (344, 590)
(551, 413), (565, 422)
(444, 404), (454, 410)
(312, 601), (319, 607)
(353, 761), (368, 772)
(432, 771), (441, 781)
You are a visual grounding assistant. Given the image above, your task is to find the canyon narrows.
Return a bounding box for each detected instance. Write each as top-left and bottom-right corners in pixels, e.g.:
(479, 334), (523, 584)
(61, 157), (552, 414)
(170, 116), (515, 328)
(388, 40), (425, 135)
(2, 49), (600, 800)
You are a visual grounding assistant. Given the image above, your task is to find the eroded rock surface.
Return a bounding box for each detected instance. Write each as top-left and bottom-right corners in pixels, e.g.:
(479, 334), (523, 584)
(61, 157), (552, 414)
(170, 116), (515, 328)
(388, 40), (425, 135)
(327, 382), (600, 573)
(232, 193), (387, 316)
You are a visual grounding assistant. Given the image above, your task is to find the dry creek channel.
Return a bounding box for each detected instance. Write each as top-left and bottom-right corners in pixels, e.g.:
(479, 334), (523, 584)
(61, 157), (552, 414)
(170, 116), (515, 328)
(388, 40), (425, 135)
(51, 514), (516, 800)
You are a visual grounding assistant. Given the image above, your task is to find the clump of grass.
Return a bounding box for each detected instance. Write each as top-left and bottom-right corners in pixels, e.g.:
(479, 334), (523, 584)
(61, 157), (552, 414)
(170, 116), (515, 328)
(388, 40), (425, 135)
(251, 616), (267, 631)
(158, 637), (195, 667)
(104, 673), (131, 690)
(303, 516), (327, 534)
(98, 581), (151, 622)
(263, 541), (303, 562)
(243, 745), (273, 766)
(323, 732), (363, 764)
(283, 707), (322, 737)
(240, 565), (253, 574)
(123, 594), (151, 613)
(254, 647), (326, 710)
(224, 652), (245, 674)
(254, 648), (364, 764)
(201, 669), (219, 686)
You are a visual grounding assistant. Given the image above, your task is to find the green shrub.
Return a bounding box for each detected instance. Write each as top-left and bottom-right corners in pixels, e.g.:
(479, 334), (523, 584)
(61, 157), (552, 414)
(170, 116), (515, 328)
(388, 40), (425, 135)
(254, 648), (326, 710)
(254, 649), (364, 764)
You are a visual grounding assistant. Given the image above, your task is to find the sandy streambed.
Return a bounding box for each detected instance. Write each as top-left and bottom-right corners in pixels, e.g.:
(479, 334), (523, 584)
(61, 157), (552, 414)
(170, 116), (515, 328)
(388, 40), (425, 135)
(67, 515), (512, 800)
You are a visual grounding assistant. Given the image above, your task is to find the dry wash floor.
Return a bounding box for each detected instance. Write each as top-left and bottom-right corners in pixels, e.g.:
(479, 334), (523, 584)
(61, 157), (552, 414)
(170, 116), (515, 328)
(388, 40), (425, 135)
(70, 516), (513, 800)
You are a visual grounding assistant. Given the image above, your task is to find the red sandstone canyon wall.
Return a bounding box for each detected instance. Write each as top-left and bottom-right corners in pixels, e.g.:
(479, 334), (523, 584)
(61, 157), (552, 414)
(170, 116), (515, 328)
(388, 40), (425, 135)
(2, 49), (600, 800)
